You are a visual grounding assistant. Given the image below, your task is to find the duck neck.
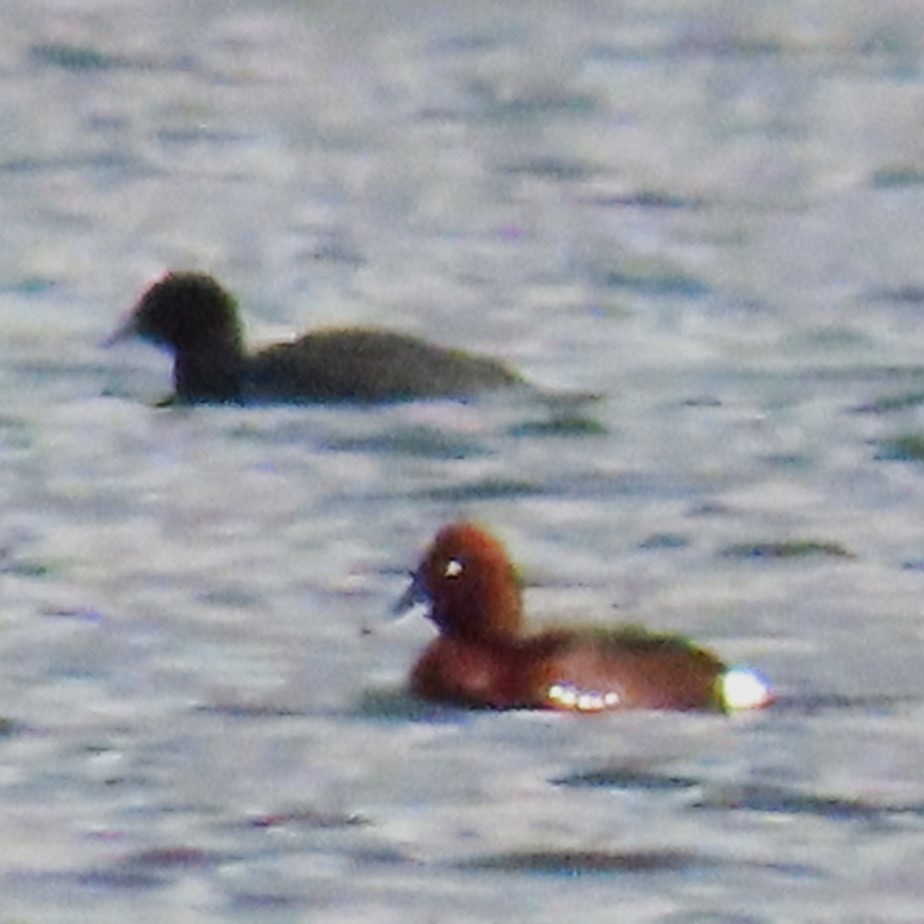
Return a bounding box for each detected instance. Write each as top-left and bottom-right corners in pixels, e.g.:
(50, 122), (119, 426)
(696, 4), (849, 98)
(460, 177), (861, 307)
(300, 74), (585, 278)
(174, 342), (245, 402)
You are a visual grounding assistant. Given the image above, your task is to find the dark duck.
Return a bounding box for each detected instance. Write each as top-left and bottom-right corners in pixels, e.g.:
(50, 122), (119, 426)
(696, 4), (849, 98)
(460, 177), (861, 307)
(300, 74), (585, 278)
(108, 271), (524, 404)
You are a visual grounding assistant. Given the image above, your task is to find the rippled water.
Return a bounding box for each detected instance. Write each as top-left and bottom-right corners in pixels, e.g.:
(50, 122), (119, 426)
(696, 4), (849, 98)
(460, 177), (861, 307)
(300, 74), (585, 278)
(3, 1), (924, 921)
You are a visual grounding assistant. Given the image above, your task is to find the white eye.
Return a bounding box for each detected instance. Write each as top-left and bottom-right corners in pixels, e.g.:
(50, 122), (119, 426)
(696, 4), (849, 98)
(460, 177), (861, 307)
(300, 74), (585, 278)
(444, 558), (464, 578)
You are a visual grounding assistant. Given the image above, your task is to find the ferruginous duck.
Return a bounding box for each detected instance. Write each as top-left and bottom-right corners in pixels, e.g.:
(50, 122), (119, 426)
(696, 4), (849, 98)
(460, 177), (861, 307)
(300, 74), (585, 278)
(393, 522), (772, 713)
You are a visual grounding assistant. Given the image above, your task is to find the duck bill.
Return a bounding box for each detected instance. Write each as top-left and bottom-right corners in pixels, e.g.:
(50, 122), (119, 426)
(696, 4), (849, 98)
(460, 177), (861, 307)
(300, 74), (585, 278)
(101, 312), (138, 348)
(388, 571), (427, 621)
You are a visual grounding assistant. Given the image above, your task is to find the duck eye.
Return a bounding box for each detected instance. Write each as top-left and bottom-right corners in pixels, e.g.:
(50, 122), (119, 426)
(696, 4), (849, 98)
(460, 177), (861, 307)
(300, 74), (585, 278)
(444, 558), (464, 579)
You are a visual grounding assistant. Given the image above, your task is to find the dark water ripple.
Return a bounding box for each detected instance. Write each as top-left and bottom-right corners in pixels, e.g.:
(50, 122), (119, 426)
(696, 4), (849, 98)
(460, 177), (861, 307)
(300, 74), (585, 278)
(29, 43), (136, 72)
(454, 847), (719, 875)
(452, 848), (822, 879)
(552, 766), (700, 792)
(690, 784), (924, 824)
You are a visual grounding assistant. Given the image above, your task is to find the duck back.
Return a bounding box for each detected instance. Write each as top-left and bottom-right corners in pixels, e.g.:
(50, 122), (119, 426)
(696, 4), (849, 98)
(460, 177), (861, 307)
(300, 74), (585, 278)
(246, 329), (521, 403)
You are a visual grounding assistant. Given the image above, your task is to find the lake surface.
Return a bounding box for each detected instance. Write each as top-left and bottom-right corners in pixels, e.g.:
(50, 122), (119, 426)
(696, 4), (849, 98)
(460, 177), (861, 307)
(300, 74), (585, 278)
(3, 1), (924, 921)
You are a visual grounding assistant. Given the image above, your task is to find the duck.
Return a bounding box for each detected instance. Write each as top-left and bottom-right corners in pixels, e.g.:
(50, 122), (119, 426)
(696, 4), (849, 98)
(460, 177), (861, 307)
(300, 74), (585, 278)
(107, 271), (524, 404)
(393, 522), (772, 713)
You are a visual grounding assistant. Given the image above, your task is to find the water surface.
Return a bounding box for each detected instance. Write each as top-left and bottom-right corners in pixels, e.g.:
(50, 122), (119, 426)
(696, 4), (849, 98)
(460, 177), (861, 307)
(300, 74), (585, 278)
(3, 2), (924, 921)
